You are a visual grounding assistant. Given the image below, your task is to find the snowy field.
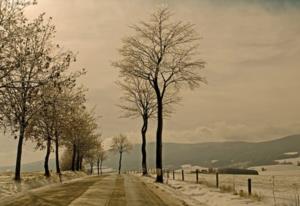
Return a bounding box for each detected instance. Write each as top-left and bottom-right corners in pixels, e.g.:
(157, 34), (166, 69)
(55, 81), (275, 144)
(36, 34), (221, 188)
(0, 171), (86, 199)
(142, 164), (300, 206)
(138, 174), (265, 206)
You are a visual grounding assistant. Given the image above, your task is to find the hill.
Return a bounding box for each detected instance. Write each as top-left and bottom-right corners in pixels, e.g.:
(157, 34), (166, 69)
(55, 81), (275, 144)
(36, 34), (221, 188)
(0, 159), (55, 173)
(1, 134), (300, 172)
(105, 134), (300, 170)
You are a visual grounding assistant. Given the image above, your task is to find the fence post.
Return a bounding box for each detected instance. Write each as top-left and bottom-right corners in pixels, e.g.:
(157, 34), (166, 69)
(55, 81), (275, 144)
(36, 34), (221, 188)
(167, 170), (169, 179)
(248, 178), (252, 195)
(182, 170), (184, 181)
(216, 172), (219, 188)
(173, 170), (175, 180)
(196, 169), (199, 184)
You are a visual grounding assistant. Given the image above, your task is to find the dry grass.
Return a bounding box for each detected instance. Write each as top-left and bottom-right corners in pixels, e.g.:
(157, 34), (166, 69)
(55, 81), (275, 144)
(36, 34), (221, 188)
(220, 185), (234, 193)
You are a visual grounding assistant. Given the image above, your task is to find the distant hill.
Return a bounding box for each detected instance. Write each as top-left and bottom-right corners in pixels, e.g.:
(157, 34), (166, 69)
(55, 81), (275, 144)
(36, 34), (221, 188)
(0, 159), (55, 173)
(1, 135), (300, 172)
(104, 134), (300, 170)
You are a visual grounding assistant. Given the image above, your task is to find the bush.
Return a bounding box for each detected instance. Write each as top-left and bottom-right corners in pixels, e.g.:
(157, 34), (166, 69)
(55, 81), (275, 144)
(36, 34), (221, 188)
(220, 185), (234, 193)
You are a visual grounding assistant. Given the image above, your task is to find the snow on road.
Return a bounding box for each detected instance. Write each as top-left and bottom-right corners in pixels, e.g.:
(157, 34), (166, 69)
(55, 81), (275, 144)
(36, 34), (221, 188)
(0, 174), (185, 206)
(70, 174), (183, 206)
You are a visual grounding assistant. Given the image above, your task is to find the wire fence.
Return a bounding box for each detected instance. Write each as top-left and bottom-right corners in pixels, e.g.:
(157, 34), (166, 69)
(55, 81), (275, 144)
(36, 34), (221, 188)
(128, 169), (300, 206)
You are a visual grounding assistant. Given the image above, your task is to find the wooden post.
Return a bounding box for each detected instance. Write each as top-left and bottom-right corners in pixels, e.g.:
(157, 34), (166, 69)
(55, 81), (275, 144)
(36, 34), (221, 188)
(182, 170), (184, 181)
(173, 170), (175, 180)
(196, 169), (199, 184)
(167, 170), (170, 179)
(59, 173), (62, 183)
(216, 172), (219, 188)
(248, 178), (252, 195)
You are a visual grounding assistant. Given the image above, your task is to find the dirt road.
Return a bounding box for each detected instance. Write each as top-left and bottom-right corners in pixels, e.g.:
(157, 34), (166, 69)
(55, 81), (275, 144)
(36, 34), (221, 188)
(0, 174), (183, 206)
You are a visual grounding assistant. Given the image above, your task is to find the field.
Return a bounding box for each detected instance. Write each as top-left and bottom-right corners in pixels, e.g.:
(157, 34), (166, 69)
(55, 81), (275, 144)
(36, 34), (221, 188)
(143, 164), (300, 206)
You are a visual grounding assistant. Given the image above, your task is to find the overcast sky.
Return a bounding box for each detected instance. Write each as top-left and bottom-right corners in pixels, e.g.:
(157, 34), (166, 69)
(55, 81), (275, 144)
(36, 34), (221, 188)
(1, 0), (300, 166)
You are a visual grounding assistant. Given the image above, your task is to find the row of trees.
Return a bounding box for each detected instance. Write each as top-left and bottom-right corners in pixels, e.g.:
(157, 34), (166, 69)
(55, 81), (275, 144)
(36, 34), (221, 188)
(0, 0), (103, 181)
(115, 8), (206, 182)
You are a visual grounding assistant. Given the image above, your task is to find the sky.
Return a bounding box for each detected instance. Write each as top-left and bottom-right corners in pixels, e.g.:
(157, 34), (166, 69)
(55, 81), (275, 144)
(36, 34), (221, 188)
(1, 0), (300, 166)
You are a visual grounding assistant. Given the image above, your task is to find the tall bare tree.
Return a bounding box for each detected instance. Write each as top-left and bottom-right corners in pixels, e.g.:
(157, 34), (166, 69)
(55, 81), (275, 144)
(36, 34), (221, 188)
(117, 76), (178, 176)
(111, 134), (132, 175)
(114, 8), (206, 182)
(117, 77), (155, 176)
(26, 72), (81, 177)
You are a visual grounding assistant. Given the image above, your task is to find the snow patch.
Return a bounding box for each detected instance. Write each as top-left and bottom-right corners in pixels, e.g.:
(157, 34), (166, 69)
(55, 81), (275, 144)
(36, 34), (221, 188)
(284, 152), (298, 156)
(0, 171), (86, 200)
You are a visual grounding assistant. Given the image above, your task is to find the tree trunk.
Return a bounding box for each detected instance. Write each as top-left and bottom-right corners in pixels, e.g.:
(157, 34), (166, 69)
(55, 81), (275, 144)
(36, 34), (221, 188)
(100, 159), (103, 175)
(79, 156), (83, 170)
(14, 122), (25, 181)
(90, 163), (93, 175)
(141, 115), (148, 176)
(118, 152), (123, 175)
(44, 136), (51, 177)
(97, 159), (100, 176)
(155, 95), (163, 183)
(76, 150), (80, 171)
(71, 144), (76, 171)
(55, 132), (61, 174)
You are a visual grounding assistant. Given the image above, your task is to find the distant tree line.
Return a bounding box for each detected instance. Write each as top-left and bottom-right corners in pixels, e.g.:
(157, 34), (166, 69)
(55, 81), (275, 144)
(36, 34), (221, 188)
(0, 0), (104, 181)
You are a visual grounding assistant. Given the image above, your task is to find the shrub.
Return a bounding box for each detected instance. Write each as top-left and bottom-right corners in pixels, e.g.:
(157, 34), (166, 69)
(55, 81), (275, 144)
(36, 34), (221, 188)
(220, 185), (234, 193)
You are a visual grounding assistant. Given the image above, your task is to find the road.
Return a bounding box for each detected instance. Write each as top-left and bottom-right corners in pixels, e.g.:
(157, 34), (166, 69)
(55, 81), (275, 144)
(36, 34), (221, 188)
(0, 174), (183, 206)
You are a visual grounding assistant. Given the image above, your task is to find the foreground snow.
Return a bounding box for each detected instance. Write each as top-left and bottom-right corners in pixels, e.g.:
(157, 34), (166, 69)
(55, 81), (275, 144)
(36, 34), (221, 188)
(0, 171), (86, 199)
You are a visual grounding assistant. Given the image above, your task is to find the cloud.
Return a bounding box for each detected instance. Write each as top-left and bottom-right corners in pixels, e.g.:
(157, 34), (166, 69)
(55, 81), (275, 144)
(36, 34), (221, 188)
(164, 122), (300, 143)
(120, 121), (300, 144)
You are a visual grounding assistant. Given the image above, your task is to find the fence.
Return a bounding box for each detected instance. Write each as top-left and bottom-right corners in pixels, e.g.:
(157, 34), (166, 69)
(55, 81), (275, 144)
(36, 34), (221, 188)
(128, 168), (300, 205)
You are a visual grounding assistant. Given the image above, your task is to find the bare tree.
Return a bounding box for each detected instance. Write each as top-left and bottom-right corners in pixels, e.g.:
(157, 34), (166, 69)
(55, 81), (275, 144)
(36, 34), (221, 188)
(96, 140), (107, 175)
(117, 76), (178, 176)
(111, 134), (132, 175)
(44, 62), (84, 175)
(117, 77), (155, 176)
(26, 75), (80, 177)
(0, 13), (76, 181)
(85, 149), (97, 175)
(61, 104), (100, 172)
(25, 47), (81, 177)
(55, 86), (86, 172)
(114, 8), (206, 182)
(59, 108), (100, 174)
